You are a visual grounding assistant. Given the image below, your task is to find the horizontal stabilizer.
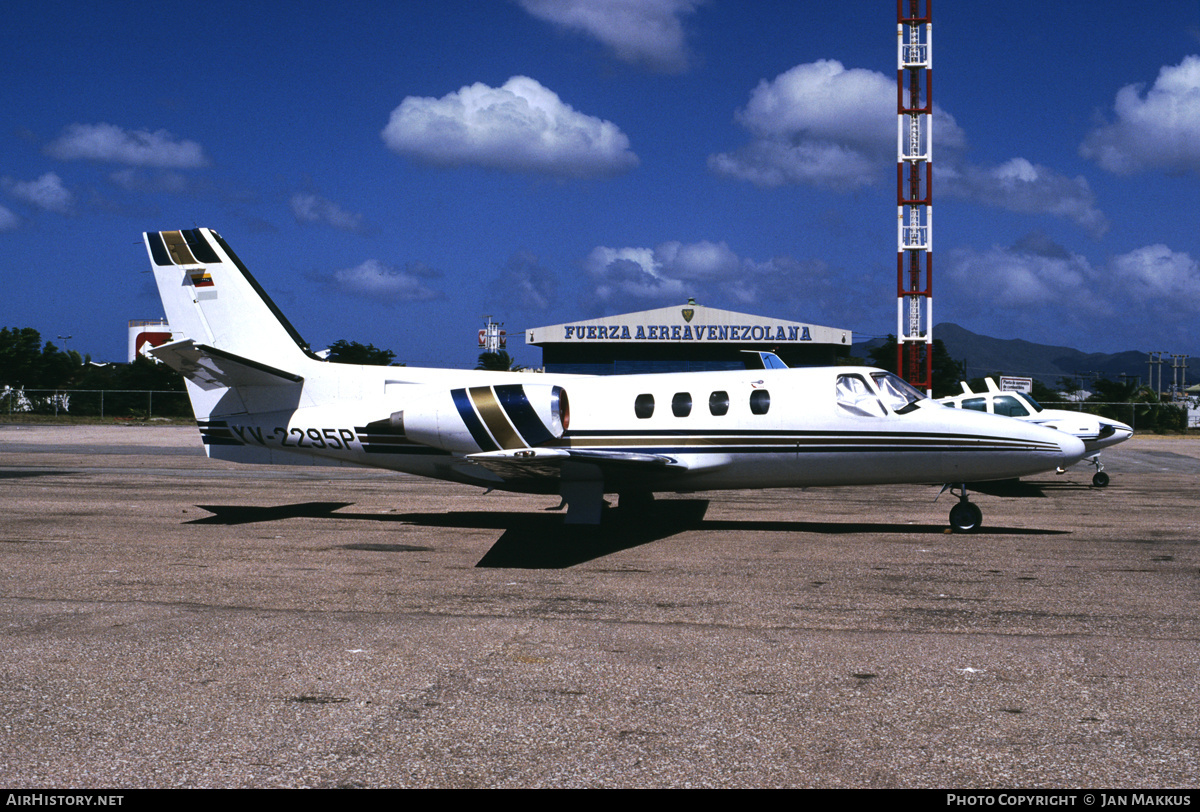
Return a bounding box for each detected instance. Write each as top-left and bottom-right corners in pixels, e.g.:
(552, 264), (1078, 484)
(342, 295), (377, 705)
(149, 339), (304, 391)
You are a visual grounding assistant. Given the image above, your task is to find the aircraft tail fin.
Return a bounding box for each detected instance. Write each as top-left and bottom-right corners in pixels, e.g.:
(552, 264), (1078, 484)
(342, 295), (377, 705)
(143, 229), (314, 375)
(144, 229), (316, 421)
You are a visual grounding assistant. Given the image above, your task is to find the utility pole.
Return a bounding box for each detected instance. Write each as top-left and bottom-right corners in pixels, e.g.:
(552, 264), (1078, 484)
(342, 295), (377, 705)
(1148, 351), (1166, 399)
(1170, 354), (1188, 399)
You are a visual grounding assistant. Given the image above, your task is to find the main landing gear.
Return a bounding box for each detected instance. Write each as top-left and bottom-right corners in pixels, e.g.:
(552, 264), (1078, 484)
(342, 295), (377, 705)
(944, 484), (983, 533)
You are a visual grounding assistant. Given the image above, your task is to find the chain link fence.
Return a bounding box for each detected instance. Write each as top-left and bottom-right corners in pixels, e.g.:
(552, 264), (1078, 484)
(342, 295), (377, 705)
(2, 387), (191, 419)
(1040, 400), (1193, 432)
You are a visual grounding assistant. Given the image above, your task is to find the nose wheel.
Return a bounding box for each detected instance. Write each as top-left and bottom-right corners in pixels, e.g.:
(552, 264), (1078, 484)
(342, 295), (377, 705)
(944, 484), (983, 533)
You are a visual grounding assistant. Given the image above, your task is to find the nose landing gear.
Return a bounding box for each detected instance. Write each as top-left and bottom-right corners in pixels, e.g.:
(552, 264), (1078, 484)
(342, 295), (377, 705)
(943, 484), (983, 533)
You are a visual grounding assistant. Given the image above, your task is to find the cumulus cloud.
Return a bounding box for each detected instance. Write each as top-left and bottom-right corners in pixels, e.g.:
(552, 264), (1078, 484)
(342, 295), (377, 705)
(3, 172), (74, 213)
(0, 204), (19, 231)
(489, 250), (557, 311)
(517, 0), (702, 73)
(583, 239), (843, 317)
(1080, 55), (1200, 175)
(381, 76), (638, 177)
(44, 123), (208, 168)
(948, 236), (1106, 313)
(712, 60), (1107, 234)
(941, 158), (1110, 238)
(946, 235), (1200, 346)
(290, 192), (367, 233)
(710, 60), (964, 189)
(326, 260), (443, 302)
(585, 245), (690, 304)
(1111, 244), (1200, 306)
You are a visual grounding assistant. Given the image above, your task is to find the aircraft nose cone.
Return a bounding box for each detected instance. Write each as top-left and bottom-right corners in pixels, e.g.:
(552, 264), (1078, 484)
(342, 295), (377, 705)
(1056, 431), (1087, 464)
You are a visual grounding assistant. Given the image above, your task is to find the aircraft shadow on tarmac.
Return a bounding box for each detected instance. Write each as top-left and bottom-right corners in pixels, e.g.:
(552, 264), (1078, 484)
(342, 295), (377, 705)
(187, 493), (1069, 569)
(0, 469), (74, 479)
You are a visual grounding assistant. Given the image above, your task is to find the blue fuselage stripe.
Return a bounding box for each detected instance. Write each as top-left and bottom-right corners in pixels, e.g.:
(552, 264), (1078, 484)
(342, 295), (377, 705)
(494, 384), (554, 447)
(452, 387), (499, 452)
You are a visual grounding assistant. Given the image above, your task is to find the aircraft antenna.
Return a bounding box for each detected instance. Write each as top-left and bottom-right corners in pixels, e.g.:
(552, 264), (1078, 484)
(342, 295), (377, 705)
(897, 0), (933, 393)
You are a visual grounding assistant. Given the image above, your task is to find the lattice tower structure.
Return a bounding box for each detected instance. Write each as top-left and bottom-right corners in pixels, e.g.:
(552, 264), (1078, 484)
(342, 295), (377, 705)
(897, 0), (932, 393)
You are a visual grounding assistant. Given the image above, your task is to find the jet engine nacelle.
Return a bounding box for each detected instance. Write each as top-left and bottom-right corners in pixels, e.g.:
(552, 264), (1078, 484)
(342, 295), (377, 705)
(390, 382), (569, 453)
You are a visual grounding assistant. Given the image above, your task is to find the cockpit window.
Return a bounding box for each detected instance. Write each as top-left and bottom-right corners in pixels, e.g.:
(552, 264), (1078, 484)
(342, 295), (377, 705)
(870, 372), (925, 414)
(836, 374), (886, 417)
(1017, 393), (1043, 413)
(993, 395), (1030, 418)
(961, 397), (987, 412)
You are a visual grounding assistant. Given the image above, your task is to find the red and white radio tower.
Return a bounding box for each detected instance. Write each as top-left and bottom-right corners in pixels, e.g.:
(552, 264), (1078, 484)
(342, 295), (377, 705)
(897, 0), (932, 392)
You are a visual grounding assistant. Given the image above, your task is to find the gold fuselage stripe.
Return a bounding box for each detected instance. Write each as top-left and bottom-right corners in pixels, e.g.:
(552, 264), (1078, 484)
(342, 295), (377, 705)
(469, 386), (525, 449)
(161, 231), (198, 266)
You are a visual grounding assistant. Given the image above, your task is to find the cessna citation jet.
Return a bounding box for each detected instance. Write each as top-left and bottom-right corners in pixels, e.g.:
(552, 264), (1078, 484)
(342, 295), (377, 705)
(939, 378), (1133, 487)
(143, 228), (1086, 534)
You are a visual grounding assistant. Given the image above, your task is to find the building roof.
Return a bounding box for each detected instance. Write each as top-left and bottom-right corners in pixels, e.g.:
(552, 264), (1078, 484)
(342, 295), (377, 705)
(524, 302), (851, 348)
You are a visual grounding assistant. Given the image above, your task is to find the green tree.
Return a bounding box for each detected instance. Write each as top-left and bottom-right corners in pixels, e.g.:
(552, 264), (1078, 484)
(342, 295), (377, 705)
(68, 356), (188, 417)
(1030, 379), (1061, 404)
(866, 335), (964, 397)
(475, 350), (523, 371)
(1057, 376), (1082, 400)
(0, 327), (81, 388)
(325, 339), (398, 366)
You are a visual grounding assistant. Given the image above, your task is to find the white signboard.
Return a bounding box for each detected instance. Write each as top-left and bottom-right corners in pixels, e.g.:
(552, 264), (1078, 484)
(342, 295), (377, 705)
(999, 376), (1033, 393)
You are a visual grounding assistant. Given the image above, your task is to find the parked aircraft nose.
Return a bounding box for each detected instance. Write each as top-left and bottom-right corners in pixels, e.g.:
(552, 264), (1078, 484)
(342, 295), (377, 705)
(1008, 417), (1087, 469)
(1099, 419), (1133, 442)
(1050, 428), (1087, 465)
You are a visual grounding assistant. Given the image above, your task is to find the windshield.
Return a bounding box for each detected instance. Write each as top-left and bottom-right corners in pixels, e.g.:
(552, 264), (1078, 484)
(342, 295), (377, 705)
(836, 374), (886, 417)
(1016, 392), (1044, 413)
(870, 371), (926, 414)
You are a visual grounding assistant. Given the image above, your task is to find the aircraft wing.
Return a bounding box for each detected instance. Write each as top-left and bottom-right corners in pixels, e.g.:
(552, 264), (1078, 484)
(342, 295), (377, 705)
(465, 447), (687, 483)
(149, 339), (304, 390)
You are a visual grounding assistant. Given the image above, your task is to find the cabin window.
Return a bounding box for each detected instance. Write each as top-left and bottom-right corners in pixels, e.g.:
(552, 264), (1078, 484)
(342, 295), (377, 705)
(709, 390), (730, 416)
(961, 397), (987, 413)
(836, 374), (886, 417)
(635, 393), (655, 419)
(749, 389), (770, 415)
(993, 395), (1030, 417)
(672, 392), (692, 417)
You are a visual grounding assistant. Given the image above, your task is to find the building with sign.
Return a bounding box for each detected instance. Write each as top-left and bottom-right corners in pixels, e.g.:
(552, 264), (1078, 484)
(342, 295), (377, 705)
(524, 301), (852, 375)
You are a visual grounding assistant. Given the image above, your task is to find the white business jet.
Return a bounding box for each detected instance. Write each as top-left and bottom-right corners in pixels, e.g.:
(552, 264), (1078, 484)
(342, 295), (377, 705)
(144, 229), (1086, 533)
(938, 378), (1132, 487)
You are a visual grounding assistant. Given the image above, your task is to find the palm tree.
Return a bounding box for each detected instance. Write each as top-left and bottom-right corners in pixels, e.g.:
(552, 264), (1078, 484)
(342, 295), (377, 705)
(475, 350), (523, 371)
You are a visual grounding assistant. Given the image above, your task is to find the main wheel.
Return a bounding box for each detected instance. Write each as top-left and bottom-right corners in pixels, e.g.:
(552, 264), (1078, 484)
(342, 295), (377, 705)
(1092, 471), (1110, 487)
(949, 501), (983, 533)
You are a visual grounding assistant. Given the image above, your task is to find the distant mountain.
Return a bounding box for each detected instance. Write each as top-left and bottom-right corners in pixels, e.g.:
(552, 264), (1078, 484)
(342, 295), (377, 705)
(854, 323), (1182, 388)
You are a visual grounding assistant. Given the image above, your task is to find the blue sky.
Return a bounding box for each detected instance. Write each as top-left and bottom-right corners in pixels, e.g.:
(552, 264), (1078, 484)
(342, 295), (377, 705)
(3, 0), (1199, 369)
